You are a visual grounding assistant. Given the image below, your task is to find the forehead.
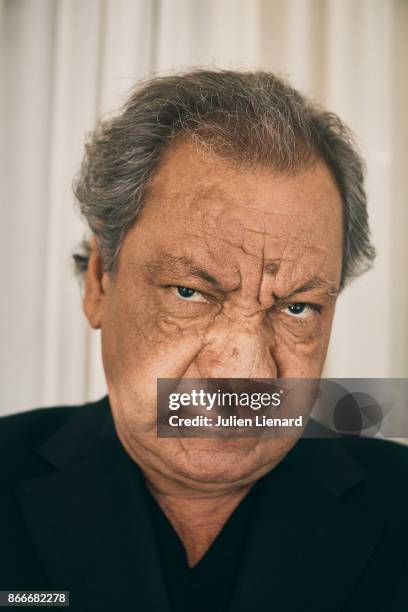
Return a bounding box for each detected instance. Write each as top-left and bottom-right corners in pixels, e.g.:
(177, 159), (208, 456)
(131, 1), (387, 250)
(123, 139), (343, 286)
(145, 139), (341, 232)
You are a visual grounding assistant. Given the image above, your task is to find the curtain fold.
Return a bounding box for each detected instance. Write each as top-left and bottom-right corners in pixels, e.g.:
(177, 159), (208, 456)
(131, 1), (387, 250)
(1, 0), (407, 415)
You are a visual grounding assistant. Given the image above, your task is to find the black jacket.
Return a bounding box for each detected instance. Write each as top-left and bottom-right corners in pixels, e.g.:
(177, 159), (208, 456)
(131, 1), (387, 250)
(0, 395), (407, 611)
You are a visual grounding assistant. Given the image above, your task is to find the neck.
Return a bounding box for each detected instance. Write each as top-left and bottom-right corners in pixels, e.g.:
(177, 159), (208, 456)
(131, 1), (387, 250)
(144, 469), (253, 567)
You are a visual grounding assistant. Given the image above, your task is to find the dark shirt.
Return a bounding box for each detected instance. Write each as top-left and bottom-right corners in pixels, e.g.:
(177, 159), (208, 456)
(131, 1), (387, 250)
(144, 480), (261, 612)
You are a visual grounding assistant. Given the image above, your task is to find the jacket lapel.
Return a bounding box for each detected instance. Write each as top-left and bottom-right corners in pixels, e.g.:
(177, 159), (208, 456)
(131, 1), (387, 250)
(229, 438), (384, 612)
(15, 398), (170, 611)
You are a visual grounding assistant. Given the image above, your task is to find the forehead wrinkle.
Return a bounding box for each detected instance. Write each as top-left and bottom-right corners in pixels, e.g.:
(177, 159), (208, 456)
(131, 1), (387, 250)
(260, 236), (340, 302)
(199, 223), (273, 254)
(277, 233), (333, 276)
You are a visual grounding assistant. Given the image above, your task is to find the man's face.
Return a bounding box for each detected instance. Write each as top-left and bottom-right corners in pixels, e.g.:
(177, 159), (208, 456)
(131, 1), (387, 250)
(84, 139), (343, 491)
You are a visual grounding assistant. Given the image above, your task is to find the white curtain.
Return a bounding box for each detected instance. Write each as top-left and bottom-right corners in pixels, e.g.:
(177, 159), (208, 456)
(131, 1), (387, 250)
(1, 0), (407, 416)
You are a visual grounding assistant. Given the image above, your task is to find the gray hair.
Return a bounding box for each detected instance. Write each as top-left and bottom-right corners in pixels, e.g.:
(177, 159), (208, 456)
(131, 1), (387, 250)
(73, 69), (375, 288)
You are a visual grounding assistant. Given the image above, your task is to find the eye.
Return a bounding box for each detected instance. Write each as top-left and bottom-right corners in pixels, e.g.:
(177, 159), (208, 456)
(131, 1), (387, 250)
(174, 286), (207, 302)
(283, 303), (320, 319)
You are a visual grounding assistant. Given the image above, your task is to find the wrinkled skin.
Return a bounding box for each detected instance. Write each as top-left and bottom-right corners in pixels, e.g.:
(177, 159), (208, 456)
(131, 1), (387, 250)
(84, 139), (343, 494)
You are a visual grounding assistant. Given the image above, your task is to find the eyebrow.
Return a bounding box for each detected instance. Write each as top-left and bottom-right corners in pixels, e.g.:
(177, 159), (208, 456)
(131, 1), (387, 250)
(146, 254), (224, 290)
(281, 277), (339, 301)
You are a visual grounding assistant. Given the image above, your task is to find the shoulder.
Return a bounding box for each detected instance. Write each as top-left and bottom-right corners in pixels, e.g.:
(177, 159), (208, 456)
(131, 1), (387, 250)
(332, 436), (408, 509)
(339, 435), (408, 476)
(292, 434), (408, 508)
(0, 405), (81, 448)
(0, 397), (109, 482)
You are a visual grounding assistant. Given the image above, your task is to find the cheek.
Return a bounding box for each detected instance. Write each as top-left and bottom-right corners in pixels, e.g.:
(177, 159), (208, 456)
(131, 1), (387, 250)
(101, 285), (153, 365)
(269, 310), (336, 376)
(100, 284), (212, 429)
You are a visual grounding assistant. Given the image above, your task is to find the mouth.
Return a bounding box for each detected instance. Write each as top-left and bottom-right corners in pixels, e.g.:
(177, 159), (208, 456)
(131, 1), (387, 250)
(157, 377), (295, 437)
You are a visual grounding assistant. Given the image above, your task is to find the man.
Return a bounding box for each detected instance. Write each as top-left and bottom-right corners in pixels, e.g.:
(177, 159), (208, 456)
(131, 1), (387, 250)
(1, 70), (407, 611)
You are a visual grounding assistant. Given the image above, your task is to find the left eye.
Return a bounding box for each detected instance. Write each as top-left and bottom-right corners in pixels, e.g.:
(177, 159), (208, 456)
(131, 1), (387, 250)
(174, 286), (206, 302)
(283, 303), (313, 318)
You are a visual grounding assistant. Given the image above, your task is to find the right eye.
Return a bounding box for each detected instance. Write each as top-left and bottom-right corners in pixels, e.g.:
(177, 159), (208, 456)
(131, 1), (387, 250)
(172, 286), (207, 303)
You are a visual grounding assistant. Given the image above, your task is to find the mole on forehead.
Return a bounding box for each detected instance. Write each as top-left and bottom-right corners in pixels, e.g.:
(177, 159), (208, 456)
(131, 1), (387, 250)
(264, 260), (281, 275)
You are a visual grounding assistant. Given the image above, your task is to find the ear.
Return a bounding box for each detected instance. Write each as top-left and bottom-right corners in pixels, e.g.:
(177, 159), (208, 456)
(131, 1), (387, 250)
(82, 235), (110, 329)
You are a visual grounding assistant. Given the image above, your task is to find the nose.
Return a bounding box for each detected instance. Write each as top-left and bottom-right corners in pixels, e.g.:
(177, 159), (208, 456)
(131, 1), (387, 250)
(195, 317), (277, 379)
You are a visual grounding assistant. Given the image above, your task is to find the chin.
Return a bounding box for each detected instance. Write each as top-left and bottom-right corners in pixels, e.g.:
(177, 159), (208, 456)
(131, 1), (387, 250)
(163, 438), (286, 487)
